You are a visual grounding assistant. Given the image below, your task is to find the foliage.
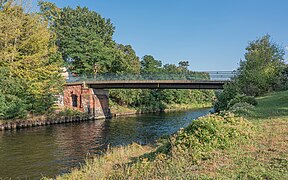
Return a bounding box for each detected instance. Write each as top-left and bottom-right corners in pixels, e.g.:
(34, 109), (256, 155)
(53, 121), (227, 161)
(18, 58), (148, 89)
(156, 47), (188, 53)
(228, 102), (255, 116)
(115, 44), (141, 74)
(237, 35), (285, 96)
(140, 55), (162, 74)
(0, 68), (28, 119)
(39, 2), (141, 75)
(109, 89), (142, 107)
(178, 60), (189, 72)
(213, 81), (240, 112)
(39, 2), (215, 113)
(276, 64), (288, 91)
(169, 113), (253, 158)
(214, 35), (286, 112)
(109, 56), (215, 112)
(0, 2), (63, 118)
(227, 94), (257, 108)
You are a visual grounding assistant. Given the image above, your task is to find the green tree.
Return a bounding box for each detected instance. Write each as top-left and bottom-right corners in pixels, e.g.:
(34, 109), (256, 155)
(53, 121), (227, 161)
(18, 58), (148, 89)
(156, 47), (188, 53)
(38, 1), (60, 26)
(0, 2), (63, 116)
(115, 44), (141, 74)
(39, 2), (117, 75)
(237, 35), (285, 96)
(213, 35), (286, 112)
(0, 67), (28, 119)
(213, 81), (240, 112)
(163, 64), (180, 74)
(141, 55), (162, 74)
(178, 60), (189, 72)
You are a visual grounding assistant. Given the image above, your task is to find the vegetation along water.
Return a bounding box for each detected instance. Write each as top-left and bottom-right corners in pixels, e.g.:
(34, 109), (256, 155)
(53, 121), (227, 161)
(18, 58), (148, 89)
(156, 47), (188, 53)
(0, 1), (288, 179)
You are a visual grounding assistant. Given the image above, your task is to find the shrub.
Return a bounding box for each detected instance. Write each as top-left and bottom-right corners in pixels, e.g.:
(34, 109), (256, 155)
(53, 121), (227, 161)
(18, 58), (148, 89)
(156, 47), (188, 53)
(165, 113), (254, 163)
(213, 81), (240, 112)
(228, 102), (255, 116)
(0, 90), (28, 120)
(228, 94), (257, 108)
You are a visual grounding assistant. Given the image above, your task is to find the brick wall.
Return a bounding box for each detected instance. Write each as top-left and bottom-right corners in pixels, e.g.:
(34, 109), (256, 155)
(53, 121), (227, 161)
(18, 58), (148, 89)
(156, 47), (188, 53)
(63, 84), (110, 118)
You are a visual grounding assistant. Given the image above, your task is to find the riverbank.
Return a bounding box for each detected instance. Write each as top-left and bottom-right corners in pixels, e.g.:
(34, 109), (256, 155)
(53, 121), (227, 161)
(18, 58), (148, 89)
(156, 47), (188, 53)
(110, 102), (212, 117)
(55, 90), (288, 179)
(0, 114), (97, 131)
(0, 102), (211, 131)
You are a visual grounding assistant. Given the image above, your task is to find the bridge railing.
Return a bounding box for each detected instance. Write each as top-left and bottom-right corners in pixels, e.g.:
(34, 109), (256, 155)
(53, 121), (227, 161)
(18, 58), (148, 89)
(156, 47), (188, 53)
(66, 71), (237, 83)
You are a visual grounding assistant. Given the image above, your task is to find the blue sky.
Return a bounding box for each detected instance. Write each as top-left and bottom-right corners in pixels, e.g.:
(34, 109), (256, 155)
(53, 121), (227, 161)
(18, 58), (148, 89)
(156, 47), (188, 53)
(45, 0), (287, 71)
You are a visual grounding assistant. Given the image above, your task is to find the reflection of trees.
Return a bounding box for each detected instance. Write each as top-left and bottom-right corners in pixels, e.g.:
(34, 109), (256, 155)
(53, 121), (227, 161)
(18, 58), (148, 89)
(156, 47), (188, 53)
(0, 109), (211, 178)
(105, 115), (148, 146)
(53, 120), (110, 165)
(0, 127), (60, 179)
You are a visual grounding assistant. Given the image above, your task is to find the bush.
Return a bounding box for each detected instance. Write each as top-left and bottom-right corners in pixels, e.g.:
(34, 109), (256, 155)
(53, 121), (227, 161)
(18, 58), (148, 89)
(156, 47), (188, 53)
(163, 113), (254, 163)
(228, 102), (255, 116)
(213, 82), (240, 112)
(0, 93), (28, 119)
(228, 94), (257, 108)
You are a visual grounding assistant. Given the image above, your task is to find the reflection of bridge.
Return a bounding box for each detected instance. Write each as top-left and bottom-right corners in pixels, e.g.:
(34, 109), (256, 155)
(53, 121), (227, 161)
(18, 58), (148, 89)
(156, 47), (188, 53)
(62, 71), (236, 118)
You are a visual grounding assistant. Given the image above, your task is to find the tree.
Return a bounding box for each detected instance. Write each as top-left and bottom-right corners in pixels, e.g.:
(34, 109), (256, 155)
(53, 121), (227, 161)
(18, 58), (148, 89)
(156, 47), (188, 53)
(38, 1), (60, 26)
(140, 55), (162, 74)
(114, 44), (141, 74)
(39, 2), (118, 75)
(0, 2), (63, 116)
(178, 60), (189, 72)
(0, 67), (29, 119)
(237, 35), (285, 96)
(163, 64), (178, 73)
(213, 35), (287, 112)
(0, 0), (7, 9)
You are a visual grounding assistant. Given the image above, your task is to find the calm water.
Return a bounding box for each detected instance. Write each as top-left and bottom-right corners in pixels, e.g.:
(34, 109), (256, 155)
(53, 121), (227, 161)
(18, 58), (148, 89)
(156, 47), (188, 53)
(0, 108), (210, 179)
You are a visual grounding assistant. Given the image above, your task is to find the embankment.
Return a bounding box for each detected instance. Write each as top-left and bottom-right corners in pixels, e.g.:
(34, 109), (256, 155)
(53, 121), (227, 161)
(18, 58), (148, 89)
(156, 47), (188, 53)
(0, 115), (99, 131)
(0, 102), (211, 131)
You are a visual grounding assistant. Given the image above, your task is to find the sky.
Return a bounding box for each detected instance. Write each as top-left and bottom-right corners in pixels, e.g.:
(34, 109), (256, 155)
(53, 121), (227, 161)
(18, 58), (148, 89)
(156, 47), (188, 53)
(44, 0), (287, 71)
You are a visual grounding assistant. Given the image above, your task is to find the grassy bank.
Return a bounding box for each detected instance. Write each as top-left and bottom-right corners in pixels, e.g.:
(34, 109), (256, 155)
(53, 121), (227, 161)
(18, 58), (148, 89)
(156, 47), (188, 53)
(54, 91), (288, 179)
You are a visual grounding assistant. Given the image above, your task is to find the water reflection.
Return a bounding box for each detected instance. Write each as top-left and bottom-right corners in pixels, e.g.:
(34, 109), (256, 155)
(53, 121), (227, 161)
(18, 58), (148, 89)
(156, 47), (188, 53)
(0, 108), (210, 179)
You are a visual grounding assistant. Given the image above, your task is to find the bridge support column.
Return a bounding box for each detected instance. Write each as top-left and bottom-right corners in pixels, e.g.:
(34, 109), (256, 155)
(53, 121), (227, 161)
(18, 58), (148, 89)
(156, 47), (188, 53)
(63, 84), (111, 118)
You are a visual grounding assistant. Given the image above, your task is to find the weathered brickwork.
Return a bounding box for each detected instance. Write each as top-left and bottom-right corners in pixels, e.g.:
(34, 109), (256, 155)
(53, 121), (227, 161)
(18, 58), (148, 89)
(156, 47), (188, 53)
(63, 84), (110, 118)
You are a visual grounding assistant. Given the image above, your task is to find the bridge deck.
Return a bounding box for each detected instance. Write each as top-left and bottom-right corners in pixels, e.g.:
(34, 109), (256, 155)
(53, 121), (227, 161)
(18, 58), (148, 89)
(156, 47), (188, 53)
(66, 80), (228, 89)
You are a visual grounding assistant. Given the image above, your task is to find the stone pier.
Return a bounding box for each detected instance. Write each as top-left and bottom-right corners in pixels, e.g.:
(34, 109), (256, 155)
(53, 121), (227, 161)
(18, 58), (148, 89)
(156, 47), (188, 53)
(63, 83), (111, 118)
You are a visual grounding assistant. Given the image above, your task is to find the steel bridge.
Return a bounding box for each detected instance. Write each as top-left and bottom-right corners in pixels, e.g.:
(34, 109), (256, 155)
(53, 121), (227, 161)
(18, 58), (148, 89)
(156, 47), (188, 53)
(65, 71), (236, 89)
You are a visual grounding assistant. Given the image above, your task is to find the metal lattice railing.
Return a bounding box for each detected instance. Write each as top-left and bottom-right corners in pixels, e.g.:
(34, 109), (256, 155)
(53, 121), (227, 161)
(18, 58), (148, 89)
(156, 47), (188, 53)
(66, 71), (237, 83)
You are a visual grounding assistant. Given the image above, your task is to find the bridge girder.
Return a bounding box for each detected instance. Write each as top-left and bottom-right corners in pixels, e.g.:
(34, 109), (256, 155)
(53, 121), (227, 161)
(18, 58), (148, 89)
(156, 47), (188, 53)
(66, 80), (228, 89)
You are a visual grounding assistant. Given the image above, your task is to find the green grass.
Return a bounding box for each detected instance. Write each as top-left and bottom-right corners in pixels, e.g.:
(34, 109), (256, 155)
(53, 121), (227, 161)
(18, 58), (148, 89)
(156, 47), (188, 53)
(247, 90), (288, 119)
(52, 90), (288, 180)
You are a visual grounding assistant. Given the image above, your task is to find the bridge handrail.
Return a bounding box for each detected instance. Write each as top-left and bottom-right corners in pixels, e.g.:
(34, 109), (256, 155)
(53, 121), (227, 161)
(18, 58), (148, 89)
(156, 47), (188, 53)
(66, 71), (237, 83)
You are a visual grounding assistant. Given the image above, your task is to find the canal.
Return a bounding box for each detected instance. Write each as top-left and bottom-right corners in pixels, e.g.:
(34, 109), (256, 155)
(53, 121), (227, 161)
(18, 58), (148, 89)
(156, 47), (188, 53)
(0, 108), (210, 179)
